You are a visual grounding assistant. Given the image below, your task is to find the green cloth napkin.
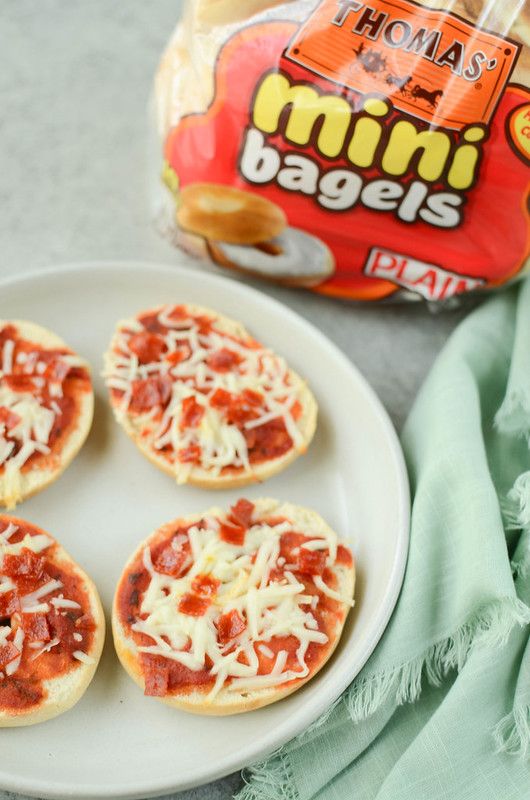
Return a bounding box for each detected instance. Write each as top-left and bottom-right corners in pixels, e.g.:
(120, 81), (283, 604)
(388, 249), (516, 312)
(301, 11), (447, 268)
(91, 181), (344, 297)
(237, 280), (530, 800)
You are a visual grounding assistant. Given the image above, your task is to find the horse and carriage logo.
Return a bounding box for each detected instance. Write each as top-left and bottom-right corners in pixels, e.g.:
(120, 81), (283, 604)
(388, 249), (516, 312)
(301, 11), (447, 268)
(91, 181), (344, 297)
(351, 42), (444, 110)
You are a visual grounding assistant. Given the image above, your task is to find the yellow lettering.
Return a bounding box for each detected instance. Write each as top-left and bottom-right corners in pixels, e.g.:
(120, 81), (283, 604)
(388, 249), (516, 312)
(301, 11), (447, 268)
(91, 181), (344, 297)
(347, 98), (389, 168)
(382, 121), (451, 182)
(447, 127), (486, 189)
(251, 73), (486, 192)
(252, 73), (352, 158)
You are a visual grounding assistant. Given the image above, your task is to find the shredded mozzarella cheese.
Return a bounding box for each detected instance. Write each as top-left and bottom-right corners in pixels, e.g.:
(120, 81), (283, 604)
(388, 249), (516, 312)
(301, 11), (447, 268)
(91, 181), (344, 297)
(73, 650), (95, 665)
(50, 595), (81, 610)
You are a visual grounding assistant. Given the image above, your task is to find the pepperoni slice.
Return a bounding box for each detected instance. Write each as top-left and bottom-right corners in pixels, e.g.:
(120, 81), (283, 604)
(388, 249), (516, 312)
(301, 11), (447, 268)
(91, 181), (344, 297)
(229, 499), (255, 529)
(158, 376), (174, 406)
(44, 359), (71, 383)
(0, 642), (19, 667)
(74, 614), (95, 632)
(129, 375), (172, 412)
(297, 548), (327, 576)
(166, 345), (191, 366)
(177, 444), (202, 464)
(0, 590), (19, 617)
(142, 654), (170, 696)
(0, 324), (17, 343)
(178, 594), (211, 616)
(180, 397), (205, 431)
(206, 348), (242, 373)
(4, 375), (36, 393)
(191, 574), (220, 598)
(137, 314), (164, 335)
(2, 549), (45, 581)
(244, 418), (293, 459)
(167, 305), (188, 322)
(0, 408), (21, 431)
(217, 610), (246, 645)
(22, 613), (51, 643)
(291, 400), (302, 420)
(226, 397), (257, 426)
(241, 389), (264, 407)
(154, 545), (190, 578)
(46, 609), (70, 641)
(166, 659), (214, 689)
(210, 388), (233, 409)
(195, 315), (213, 335)
(128, 333), (166, 364)
(219, 522), (246, 546)
(279, 532), (306, 562)
(337, 544), (353, 567)
(45, 607), (88, 642)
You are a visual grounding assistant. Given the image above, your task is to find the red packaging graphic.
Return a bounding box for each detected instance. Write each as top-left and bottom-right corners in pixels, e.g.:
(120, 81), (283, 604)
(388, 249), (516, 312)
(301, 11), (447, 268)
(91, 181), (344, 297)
(154, 0), (530, 303)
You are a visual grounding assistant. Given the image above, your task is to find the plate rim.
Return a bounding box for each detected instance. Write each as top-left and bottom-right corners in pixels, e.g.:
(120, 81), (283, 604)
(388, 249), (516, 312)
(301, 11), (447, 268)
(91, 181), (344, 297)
(0, 261), (410, 800)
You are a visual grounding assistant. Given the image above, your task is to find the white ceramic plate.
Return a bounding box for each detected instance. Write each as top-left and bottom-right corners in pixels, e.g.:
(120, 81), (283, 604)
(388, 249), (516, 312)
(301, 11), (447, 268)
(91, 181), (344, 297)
(0, 263), (409, 800)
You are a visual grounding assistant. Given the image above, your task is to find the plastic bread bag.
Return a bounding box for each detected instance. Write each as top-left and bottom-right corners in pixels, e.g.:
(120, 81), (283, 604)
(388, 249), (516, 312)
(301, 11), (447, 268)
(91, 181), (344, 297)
(152, 1), (530, 303)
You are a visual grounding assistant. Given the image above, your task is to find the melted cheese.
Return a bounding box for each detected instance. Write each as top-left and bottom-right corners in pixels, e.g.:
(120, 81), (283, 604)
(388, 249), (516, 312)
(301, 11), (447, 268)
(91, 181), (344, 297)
(104, 305), (307, 479)
(128, 502), (353, 700)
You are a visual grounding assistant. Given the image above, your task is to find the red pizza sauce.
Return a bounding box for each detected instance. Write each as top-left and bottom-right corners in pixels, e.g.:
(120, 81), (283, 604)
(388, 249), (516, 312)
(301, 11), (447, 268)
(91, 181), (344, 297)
(0, 324), (92, 476)
(0, 517), (97, 714)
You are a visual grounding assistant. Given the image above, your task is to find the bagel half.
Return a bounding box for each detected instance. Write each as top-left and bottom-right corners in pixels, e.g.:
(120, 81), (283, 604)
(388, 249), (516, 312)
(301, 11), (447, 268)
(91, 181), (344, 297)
(0, 321), (94, 510)
(0, 515), (105, 726)
(177, 183), (288, 246)
(103, 304), (317, 489)
(113, 498), (355, 715)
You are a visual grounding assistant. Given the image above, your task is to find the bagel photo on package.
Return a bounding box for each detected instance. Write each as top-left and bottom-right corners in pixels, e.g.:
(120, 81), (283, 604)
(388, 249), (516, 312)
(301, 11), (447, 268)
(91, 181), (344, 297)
(176, 182), (336, 287)
(0, 321), (94, 510)
(0, 515), (104, 727)
(103, 303), (317, 488)
(113, 498), (355, 715)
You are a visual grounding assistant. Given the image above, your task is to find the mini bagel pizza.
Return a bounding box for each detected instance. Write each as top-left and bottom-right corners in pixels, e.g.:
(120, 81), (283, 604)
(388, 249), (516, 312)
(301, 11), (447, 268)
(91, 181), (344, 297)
(103, 304), (317, 488)
(0, 515), (104, 726)
(113, 498), (354, 715)
(0, 321), (94, 510)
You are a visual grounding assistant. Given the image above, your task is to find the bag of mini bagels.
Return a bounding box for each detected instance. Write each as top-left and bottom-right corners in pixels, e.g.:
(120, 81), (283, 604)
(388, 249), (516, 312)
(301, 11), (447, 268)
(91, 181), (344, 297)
(153, 0), (530, 303)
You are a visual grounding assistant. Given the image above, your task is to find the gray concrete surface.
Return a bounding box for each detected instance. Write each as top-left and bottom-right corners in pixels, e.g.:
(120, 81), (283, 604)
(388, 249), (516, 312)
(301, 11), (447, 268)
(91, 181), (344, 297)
(0, 2), (467, 798)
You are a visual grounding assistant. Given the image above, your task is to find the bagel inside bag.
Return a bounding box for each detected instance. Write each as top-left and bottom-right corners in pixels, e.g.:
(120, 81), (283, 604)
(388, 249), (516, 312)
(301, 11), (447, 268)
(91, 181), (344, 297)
(153, 0), (530, 303)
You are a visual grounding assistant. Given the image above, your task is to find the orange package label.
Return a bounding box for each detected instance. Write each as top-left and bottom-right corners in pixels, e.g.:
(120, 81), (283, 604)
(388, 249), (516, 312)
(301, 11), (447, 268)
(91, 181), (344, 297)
(285, 0), (520, 130)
